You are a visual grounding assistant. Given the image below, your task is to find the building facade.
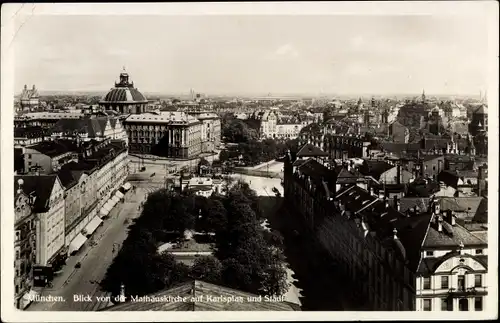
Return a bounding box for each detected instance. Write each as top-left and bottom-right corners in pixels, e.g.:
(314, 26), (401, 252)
(14, 179), (37, 309)
(19, 84), (40, 112)
(15, 175), (66, 267)
(186, 112), (221, 153)
(99, 69), (148, 114)
(123, 111), (202, 158)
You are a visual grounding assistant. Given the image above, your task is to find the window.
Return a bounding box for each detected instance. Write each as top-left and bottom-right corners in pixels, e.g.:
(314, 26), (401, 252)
(423, 277), (431, 289)
(425, 251), (434, 257)
(475, 297), (483, 311)
(475, 274), (482, 287)
(441, 298), (453, 311)
(475, 249), (483, 255)
(423, 299), (432, 311)
(441, 276), (449, 289)
(458, 275), (465, 290)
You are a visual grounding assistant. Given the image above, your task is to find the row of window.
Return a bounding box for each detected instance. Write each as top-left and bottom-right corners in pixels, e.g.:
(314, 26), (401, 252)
(423, 274), (482, 290)
(423, 297), (483, 311)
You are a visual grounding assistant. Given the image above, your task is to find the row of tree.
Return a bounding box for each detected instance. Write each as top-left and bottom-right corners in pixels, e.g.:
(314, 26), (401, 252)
(100, 182), (288, 299)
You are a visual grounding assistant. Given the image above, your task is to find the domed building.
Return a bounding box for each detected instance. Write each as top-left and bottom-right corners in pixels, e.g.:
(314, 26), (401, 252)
(99, 69), (148, 114)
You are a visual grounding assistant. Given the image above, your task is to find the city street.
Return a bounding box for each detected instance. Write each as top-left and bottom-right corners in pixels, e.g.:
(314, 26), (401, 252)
(26, 187), (148, 311)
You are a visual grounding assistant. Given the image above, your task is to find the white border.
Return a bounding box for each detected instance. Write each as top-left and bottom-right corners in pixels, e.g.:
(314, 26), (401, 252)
(1, 2), (498, 322)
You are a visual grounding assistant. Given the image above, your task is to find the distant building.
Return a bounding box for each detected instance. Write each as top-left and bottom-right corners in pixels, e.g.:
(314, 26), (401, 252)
(19, 85), (40, 112)
(186, 111), (222, 153)
(388, 121), (409, 144)
(14, 112), (85, 129)
(99, 69), (149, 114)
(123, 111), (202, 158)
(469, 105), (488, 136)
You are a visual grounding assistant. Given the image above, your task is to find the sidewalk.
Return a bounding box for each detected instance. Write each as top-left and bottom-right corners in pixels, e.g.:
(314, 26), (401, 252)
(36, 199), (127, 293)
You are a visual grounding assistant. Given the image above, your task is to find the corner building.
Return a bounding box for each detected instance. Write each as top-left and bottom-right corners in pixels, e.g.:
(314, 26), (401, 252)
(123, 111), (202, 158)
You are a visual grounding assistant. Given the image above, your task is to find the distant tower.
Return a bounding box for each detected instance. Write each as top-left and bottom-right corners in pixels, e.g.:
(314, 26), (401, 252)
(371, 96), (376, 108)
(421, 89), (426, 103)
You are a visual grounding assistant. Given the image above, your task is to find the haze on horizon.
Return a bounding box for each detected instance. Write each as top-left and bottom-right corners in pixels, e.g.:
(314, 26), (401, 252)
(13, 14), (490, 97)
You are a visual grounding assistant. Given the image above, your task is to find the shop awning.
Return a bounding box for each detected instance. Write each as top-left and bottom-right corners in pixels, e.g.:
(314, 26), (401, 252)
(111, 195), (120, 204)
(84, 216), (103, 236)
(122, 182), (132, 191)
(100, 207), (110, 217)
(115, 191), (125, 199)
(68, 233), (87, 254)
(108, 198), (118, 208)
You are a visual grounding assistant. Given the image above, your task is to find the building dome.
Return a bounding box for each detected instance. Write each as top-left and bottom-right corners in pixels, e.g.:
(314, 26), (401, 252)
(99, 68), (148, 114)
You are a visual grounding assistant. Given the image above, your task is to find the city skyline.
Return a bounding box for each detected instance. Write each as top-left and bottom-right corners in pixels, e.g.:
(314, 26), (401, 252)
(13, 13), (491, 96)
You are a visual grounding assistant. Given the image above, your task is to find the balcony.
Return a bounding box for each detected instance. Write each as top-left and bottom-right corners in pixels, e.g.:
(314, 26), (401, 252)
(448, 287), (485, 297)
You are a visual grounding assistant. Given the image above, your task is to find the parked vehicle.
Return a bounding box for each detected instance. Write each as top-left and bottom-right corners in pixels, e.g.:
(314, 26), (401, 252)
(74, 262), (81, 269)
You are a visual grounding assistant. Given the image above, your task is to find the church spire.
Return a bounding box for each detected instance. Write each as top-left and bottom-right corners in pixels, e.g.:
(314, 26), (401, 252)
(421, 89), (426, 103)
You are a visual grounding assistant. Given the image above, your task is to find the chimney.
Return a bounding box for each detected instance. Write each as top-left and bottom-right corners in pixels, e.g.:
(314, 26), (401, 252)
(393, 195), (399, 210)
(437, 215), (443, 232)
(369, 186), (375, 197)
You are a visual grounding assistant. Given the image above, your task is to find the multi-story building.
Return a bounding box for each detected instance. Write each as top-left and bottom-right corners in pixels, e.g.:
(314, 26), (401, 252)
(248, 110), (278, 139)
(469, 105), (488, 137)
(15, 175), (66, 268)
(186, 112), (221, 153)
(123, 111), (202, 158)
(60, 139), (128, 254)
(23, 140), (78, 174)
(282, 145), (488, 311)
(415, 197), (488, 312)
(388, 121), (409, 144)
(99, 69), (149, 114)
(51, 116), (128, 145)
(276, 123), (304, 140)
(14, 126), (49, 148)
(14, 179), (37, 309)
(14, 112), (84, 129)
(19, 84), (40, 112)
(299, 130), (371, 161)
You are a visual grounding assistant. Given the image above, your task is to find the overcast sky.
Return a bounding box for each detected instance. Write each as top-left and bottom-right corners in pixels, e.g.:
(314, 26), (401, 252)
(13, 14), (491, 96)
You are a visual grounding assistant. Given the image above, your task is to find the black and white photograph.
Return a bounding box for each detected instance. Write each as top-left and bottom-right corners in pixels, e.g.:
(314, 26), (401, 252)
(1, 2), (498, 321)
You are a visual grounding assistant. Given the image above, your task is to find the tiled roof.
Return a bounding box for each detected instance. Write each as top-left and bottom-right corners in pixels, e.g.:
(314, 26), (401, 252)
(380, 142), (420, 154)
(14, 175), (57, 212)
(336, 185), (378, 213)
(100, 280), (299, 311)
(296, 143), (329, 157)
(439, 197), (485, 218)
(389, 197), (430, 213)
(29, 140), (77, 157)
(336, 168), (361, 184)
(417, 252), (488, 275)
(422, 218), (487, 249)
(359, 160), (394, 180)
(125, 112), (199, 125)
(57, 167), (78, 189)
(14, 126), (46, 138)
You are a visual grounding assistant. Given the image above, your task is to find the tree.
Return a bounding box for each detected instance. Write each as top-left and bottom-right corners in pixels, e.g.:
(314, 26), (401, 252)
(190, 256), (223, 284)
(259, 250), (289, 296)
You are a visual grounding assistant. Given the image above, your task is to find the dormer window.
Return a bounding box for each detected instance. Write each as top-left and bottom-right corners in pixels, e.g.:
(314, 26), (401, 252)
(425, 251), (434, 257)
(475, 249), (483, 255)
